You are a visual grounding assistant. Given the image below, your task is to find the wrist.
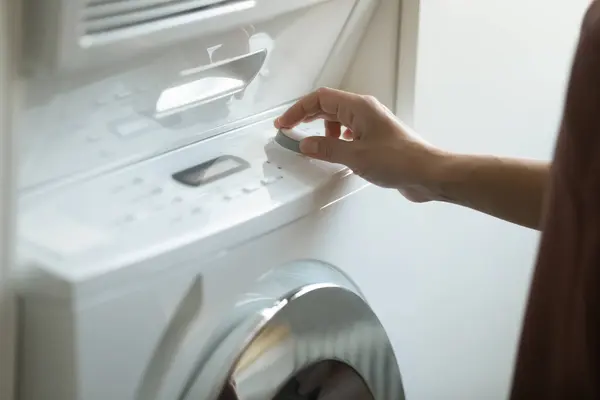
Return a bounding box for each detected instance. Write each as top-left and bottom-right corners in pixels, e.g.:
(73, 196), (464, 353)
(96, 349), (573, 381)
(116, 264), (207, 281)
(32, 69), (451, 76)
(392, 145), (458, 204)
(421, 149), (463, 203)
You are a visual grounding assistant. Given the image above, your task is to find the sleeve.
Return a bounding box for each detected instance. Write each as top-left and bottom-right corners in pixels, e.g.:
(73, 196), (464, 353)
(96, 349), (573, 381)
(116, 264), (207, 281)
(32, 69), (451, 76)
(510, 1), (600, 398)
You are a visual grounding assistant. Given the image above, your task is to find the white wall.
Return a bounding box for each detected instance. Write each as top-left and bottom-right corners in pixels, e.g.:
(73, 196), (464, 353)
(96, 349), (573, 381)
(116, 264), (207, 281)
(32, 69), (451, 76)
(386, 0), (589, 399)
(415, 0), (590, 158)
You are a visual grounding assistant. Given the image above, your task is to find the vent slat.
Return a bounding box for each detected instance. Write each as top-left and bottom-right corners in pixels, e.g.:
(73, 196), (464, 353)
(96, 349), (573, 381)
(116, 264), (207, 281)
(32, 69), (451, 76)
(83, 0), (235, 34)
(85, 1), (189, 19)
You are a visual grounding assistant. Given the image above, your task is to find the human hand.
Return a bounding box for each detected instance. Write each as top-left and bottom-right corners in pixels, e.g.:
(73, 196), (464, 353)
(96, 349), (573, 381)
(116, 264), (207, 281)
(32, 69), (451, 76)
(274, 87), (445, 202)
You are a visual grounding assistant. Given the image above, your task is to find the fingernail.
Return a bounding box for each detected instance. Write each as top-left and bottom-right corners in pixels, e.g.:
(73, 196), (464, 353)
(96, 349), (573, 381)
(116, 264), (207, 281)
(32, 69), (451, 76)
(300, 138), (319, 154)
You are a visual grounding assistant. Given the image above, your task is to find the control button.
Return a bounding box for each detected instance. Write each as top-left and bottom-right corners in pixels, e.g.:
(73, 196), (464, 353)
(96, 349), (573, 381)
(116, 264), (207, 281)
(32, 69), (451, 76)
(172, 196), (183, 204)
(242, 183), (260, 194)
(152, 203), (165, 211)
(95, 97), (109, 106)
(135, 211), (149, 221)
(116, 89), (132, 99)
(150, 187), (163, 196)
(99, 150), (113, 158)
(193, 192), (210, 202)
(261, 175), (283, 186)
(116, 214), (137, 226)
(132, 177), (144, 185)
(191, 207), (202, 214)
(113, 118), (150, 138)
(86, 134), (101, 143)
(223, 191), (242, 201)
(69, 121), (85, 131)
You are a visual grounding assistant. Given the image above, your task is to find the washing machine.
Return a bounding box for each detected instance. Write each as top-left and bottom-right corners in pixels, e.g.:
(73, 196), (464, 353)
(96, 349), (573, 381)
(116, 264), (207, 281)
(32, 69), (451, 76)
(10, 0), (419, 399)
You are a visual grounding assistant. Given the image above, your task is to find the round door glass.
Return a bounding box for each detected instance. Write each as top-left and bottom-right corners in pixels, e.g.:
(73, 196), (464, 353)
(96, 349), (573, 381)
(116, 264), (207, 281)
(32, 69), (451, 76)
(217, 360), (373, 399)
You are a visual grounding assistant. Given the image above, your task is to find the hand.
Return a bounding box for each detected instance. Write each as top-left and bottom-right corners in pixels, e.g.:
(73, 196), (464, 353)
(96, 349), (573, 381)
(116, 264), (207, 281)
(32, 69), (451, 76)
(274, 87), (445, 203)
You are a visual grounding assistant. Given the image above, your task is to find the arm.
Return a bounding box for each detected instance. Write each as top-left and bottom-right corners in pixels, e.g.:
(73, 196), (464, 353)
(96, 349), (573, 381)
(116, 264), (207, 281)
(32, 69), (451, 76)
(274, 87), (551, 231)
(432, 153), (550, 230)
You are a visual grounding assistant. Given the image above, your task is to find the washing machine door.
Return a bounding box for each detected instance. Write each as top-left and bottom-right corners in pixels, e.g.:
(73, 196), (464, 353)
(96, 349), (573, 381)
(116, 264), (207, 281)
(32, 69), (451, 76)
(180, 260), (405, 400)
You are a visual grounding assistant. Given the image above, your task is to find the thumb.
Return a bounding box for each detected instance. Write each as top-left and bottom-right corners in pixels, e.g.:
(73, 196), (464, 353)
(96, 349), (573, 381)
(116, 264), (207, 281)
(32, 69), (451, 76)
(299, 136), (356, 166)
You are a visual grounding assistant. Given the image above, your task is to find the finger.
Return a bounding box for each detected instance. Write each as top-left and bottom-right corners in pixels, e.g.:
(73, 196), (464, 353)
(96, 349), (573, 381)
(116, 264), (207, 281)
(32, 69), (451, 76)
(342, 128), (360, 140)
(299, 135), (356, 166)
(303, 113), (347, 125)
(325, 120), (342, 138)
(301, 112), (333, 123)
(274, 112), (336, 128)
(275, 87), (361, 129)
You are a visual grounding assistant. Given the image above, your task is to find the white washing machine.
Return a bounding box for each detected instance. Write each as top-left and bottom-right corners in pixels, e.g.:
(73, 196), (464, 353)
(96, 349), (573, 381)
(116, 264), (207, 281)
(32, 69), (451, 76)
(11, 0), (419, 399)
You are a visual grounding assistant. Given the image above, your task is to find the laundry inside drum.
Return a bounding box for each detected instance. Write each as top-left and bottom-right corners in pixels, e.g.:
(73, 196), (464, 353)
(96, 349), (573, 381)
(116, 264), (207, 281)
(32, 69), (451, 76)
(216, 360), (374, 400)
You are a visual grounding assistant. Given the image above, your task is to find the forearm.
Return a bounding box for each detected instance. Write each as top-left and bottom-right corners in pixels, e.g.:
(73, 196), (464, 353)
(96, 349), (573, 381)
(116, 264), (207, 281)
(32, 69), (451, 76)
(432, 153), (550, 230)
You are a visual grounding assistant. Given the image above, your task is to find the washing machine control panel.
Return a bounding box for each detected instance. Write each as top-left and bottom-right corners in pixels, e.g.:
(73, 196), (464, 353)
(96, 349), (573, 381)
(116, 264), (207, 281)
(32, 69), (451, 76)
(17, 119), (358, 277)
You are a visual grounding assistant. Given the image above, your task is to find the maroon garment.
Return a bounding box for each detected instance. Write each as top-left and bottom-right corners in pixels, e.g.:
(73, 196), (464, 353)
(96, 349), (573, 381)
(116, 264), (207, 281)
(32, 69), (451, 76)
(510, 2), (600, 398)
